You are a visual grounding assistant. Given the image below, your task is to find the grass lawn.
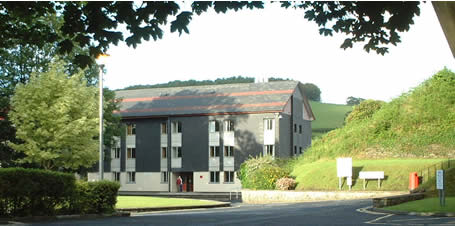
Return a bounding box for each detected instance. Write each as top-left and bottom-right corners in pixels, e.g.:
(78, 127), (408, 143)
(309, 101), (352, 138)
(384, 197), (455, 213)
(292, 159), (445, 191)
(116, 196), (221, 209)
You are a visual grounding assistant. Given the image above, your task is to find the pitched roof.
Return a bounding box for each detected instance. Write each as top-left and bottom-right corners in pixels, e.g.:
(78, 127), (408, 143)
(115, 81), (314, 119)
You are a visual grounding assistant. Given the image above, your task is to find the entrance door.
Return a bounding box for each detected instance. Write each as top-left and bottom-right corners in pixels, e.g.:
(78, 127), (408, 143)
(181, 172), (193, 192)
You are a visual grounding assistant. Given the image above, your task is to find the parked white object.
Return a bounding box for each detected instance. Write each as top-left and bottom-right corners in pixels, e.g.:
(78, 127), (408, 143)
(359, 171), (385, 190)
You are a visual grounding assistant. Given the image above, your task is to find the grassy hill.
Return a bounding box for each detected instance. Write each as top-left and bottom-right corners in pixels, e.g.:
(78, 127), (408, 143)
(290, 68), (455, 191)
(309, 101), (353, 138)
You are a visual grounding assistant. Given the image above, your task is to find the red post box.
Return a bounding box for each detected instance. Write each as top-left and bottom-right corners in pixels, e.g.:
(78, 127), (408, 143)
(409, 172), (419, 190)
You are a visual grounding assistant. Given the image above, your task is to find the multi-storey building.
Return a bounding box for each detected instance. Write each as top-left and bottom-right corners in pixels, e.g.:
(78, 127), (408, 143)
(88, 81), (315, 192)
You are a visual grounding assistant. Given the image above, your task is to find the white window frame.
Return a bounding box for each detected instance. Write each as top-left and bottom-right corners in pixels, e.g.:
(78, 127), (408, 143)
(127, 171), (136, 183)
(224, 120), (234, 132)
(209, 146), (220, 157)
(127, 148), (136, 159)
(113, 147), (120, 159)
(224, 171), (234, 183)
(161, 147), (167, 159)
(172, 121), (182, 133)
(264, 119), (273, 130)
(113, 171), (120, 182)
(161, 122), (167, 134)
(172, 146), (182, 158)
(127, 124), (136, 135)
(209, 120), (220, 133)
(224, 146), (234, 157)
(161, 171), (168, 183)
(264, 145), (274, 156)
(210, 171), (220, 183)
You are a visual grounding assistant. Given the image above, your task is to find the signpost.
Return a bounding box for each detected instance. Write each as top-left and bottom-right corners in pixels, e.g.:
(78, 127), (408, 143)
(436, 170), (445, 207)
(337, 158), (352, 190)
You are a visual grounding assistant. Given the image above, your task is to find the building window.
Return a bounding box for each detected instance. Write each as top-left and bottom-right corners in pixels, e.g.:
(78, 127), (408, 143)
(161, 122), (167, 134)
(113, 147), (120, 159)
(299, 147), (303, 154)
(299, 125), (302, 134)
(224, 120), (234, 132)
(172, 121), (182, 133)
(161, 171), (168, 183)
(224, 171), (234, 183)
(209, 120), (220, 132)
(224, 146), (234, 157)
(127, 148), (136, 158)
(294, 124), (297, 133)
(172, 146), (182, 158)
(264, 145), (274, 156)
(210, 171), (220, 183)
(127, 172), (136, 183)
(162, 147), (167, 159)
(113, 172), (120, 182)
(209, 146), (220, 157)
(264, 119), (273, 130)
(127, 124), (136, 135)
(294, 146), (297, 155)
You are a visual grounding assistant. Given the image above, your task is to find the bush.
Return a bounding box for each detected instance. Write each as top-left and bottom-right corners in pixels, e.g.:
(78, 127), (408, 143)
(345, 99), (385, 124)
(275, 177), (297, 190)
(239, 156), (291, 190)
(0, 168), (75, 217)
(69, 180), (120, 214)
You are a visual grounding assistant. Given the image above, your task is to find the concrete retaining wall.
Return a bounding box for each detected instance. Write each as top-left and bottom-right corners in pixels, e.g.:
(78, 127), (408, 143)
(372, 193), (424, 208)
(241, 190), (407, 204)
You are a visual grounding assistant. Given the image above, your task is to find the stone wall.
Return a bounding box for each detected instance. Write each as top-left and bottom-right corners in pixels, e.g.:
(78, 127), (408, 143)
(372, 193), (424, 208)
(241, 190), (407, 204)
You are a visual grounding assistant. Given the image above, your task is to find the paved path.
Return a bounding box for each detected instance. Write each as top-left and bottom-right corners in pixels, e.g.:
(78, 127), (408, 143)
(19, 200), (455, 225)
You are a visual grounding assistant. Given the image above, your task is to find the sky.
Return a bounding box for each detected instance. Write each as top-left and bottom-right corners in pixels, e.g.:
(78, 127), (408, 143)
(102, 2), (455, 104)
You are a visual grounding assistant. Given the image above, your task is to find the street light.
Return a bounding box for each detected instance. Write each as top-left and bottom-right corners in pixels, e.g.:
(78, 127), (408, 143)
(96, 53), (110, 181)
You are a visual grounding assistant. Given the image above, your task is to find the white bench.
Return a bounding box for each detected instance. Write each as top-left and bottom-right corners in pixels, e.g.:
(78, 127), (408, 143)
(359, 171), (384, 190)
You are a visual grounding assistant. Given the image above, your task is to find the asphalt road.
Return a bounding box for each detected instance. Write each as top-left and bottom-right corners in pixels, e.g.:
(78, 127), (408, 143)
(23, 200), (455, 226)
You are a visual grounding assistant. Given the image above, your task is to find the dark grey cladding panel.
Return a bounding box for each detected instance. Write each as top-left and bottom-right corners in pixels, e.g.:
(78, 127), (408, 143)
(302, 120), (312, 150)
(233, 114), (264, 170)
(278, 114), (292, 157)
(172, 116), (209, 172)
(135, 118), (163, 172)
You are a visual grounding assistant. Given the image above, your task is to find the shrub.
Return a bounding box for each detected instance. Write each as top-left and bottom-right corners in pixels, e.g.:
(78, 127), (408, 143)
(275, 177), (297, 190)
(68, 180), (120, 214)
(0, 168), (75, 217)
(345, 99), (385, 124)
(239, 156), (291, 190)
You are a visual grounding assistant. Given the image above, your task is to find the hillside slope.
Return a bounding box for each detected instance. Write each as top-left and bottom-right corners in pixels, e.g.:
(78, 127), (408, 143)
(303, 68), (455, 163)
(309, 101), (352, 138)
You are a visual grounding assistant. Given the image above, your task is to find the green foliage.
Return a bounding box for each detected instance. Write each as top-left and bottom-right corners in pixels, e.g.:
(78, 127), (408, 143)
(291, 159), (444, 191)
(238, 156), (291, 190)
(0, 168), (75, 217)
(301, 83), (321, 102)
(346, 96), (366, 105)
(309, 101), (353, 138)
(8, 61), (98, 170)
(345, 100), (385, 124)
(303, 68), (455, 163)
(122, 76), (255, 90)
(69, 180), (120, 214)
(1, 2), (421, 67)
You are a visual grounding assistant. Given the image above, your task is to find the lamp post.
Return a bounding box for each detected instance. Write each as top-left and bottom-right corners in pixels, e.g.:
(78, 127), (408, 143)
(96, 54), (110, 181)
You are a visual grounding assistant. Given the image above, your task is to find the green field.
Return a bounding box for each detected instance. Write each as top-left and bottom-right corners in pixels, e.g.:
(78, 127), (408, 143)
(116, 196), (221, 209)
(291, 159), (445, 191)
(384, 197), (455, 213)
(309, 101), (353, 138)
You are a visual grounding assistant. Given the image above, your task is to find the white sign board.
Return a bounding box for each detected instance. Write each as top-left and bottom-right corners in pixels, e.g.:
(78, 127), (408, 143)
(437, 170), (444, 190)
(337, 158), (352, 177)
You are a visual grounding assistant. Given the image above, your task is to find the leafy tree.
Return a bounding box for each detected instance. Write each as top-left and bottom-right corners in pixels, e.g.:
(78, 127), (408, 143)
(0, 1), (424, 68)
(8, 61), (99, 170)
(301, 83), (321, 102)
(346, 96), (366, 105)
(345, 99), (385, 124)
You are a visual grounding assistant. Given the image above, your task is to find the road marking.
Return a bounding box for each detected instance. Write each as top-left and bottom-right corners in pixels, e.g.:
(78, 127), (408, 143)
(365, 214), (397, 225)
(131, 205), (240, 217)
(356, 206), (388, 215)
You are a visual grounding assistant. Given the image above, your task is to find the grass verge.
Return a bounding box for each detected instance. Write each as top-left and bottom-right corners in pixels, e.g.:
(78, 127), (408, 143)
(309, 101), (352, 138)
(291, 159), (444, 191)
(116, 196), (221, 209)
(384, 197), (455, 213)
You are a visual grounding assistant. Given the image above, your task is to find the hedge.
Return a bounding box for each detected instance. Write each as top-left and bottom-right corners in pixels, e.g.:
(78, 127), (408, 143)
(0, 168), (120, 217)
